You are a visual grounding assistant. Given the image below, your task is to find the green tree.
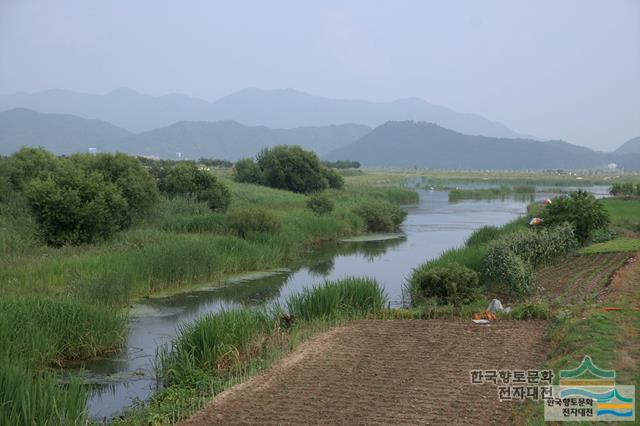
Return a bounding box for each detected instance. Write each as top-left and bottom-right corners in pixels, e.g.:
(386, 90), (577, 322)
(541, 190), (609, 244)
(233, 158), (262, 184)
(25, 161), (128, 246)
(71, 153), (160, 224)
(322, 167), (344, 189)
(5, 147), (59, 191)
(256, 145), (329, 194)
(160, 162), (231, 212)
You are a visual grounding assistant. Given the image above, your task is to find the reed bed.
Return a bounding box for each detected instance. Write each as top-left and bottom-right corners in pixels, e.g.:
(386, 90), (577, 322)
(149, 277), (387, 424)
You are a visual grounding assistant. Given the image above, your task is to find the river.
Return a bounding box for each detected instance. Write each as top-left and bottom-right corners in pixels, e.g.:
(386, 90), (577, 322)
(80, 187), (608, 420)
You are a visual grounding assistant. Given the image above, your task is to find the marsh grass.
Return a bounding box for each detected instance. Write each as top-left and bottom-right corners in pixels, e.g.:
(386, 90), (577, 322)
(146, 278), (386, 425)
(286, 277), (386, 321)
(0, 365), (88, 426)
(158, 308), (274, 386)
(0, 172), (415, 424)
(0, 296), (124, 426)
(0, 297), (126, 368)
(448, 185), (535, 202)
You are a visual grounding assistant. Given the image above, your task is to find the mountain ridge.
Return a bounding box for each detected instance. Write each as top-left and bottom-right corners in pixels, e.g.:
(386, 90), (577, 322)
(325, 121), (639, 170)
(0, 87), (530, 139)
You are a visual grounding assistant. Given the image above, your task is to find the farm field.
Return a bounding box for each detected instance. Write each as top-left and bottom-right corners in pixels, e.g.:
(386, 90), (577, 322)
(181, 320), (548, 426)
(534, 253), (633, 304)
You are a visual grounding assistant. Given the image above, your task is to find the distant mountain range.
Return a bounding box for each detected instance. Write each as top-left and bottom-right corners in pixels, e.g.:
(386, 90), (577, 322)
(113, 120), (371, 159)
(325, 121), (640, 170)
(0, 87), (529, 139)
(2, 108), (639, 170)
(0, 108), (369, 159)
(0, 108), (131, 155)
(614, 136), (640, 155)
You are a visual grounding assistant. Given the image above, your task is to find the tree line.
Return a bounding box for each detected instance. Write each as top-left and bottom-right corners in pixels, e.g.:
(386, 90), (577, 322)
(0, 145), (348, 246)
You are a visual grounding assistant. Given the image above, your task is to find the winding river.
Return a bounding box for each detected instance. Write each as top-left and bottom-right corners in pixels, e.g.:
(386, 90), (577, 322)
(80, 187), (608, 419)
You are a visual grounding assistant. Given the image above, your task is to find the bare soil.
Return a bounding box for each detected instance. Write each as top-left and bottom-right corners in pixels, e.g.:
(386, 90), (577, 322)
(182, 320), (548, 425)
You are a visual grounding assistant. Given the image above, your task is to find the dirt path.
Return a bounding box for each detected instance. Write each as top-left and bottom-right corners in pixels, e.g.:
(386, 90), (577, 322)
(182, 320), (548, 425)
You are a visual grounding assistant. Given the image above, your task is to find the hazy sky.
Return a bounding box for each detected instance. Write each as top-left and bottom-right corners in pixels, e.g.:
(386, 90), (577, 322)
(1, 0), (638, 150)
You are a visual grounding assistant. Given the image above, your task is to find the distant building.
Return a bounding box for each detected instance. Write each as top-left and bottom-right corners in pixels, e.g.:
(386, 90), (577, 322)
(607, 163), (617, 170)
(88, 147), (97, 155)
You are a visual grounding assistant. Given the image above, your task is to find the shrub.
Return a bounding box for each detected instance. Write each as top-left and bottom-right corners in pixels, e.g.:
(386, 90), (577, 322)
(484, 244), (533, 296)
(256, 145), (330, 194)
(590, 228), (616, 244)
(196, 179), (232, 212)
(74, 153), (160, 223)
(541, 190), (609, 244)
(322, 167), (344, 189)
(225, 208), (280, 238)
(497, 223), (577, 268)
(4, 147), (59, 191)
(354, 200), (407, 232)
(411, 262), (480, 305)
(233, 158), (262, 184)
(286, 277), (386, 320)
(25, 163), (129, 246)
(160, 162), (231, 212)
(510, 303), (550, 320)
(306, 193), (334, 215)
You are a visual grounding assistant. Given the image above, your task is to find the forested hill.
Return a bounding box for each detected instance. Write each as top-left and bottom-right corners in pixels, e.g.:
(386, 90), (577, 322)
(0, 108), (131, 155)
(325, 121), (640, 170)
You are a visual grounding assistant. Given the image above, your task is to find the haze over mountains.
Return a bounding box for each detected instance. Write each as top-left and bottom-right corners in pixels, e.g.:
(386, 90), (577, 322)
(1, 89), (639, 170)
(0, 88), (527, 139)
(614, 136), (640, 155)
(0, 108), (131, 155)
(326, 121), (640, 170)
(0, 108), (370, 160)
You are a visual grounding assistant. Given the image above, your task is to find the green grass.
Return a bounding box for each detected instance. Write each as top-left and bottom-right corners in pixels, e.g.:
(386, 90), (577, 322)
(579, 237), (640, 254)
(0, 297), (124, 426)
(287, 277), (386, 321)
(0, 297), (125, 369)
(416, 170), (637, 187)
(601, 198), (640, 232)
(407, 218), (529, 303)
(0, 171), (414, 424)
(135, 277), (386, 425)
(448, 185), (535, 202)
(0, 365), (88, 426)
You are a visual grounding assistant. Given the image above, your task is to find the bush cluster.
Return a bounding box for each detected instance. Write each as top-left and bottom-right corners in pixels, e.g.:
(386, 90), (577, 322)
(610, 182), (640, 196)
(411, 262), (480, 305)
(306, 192), (334, 215)
(354, 199), (407, 232)
(484, 223), (577, 296)
(159, 162), (231, 212)
(7, 149), (162, 246)
(540, 190), (609, 244)
(233, 145), (344, 193)
(225, 207), (280, 238)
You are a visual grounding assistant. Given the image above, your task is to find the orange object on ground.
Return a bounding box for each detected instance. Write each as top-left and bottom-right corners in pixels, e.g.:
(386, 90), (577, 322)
(472, 311), (497, 321)
(602, 307), (624, 311)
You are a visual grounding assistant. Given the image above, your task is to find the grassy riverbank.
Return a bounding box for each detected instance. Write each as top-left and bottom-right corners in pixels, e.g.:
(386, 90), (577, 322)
(116, 277), (387, 425)
(0, 170), (416, 425)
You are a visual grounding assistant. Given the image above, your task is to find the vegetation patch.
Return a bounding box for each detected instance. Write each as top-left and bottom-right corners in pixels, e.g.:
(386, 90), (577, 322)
(578, 237), (640, 254)
(448, 185), (534, 202)
(139, 277), (386, 424)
